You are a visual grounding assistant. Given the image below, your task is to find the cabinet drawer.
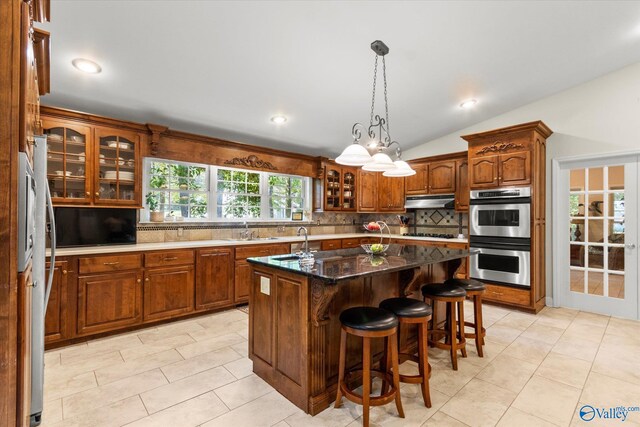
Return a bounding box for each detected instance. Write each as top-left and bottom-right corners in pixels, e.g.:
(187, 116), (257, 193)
(79, 254), (142, 274)
(235, 244), (290, 260)
(341, 238), (361, 249)
(321, 239), (342, 251)
(145, 250), (194, 267)
(484, 284), (530, 306)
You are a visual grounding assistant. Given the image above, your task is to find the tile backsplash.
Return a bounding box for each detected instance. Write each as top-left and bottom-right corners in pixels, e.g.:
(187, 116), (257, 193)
(136, 209), (468, 243)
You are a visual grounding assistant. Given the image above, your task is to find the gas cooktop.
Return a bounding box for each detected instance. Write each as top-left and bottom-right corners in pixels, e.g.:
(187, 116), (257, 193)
(402, 233), (455, 239)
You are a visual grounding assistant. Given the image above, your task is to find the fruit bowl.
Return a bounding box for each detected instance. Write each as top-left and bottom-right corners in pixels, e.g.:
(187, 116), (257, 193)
(361, 243), (389, 255)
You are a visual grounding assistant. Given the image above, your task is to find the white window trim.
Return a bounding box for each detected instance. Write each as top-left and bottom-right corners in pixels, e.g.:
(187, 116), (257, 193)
(142, 157), (311, 223)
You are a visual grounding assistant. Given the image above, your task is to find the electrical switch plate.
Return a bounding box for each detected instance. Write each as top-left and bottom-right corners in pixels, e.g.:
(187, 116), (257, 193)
(260, 276), (270, 295)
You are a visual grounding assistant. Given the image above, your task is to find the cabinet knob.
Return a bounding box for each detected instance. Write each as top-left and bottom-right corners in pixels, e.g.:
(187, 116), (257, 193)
(137, 279), (141, 284)
(145, 278), (150, 282)
(95, 192), (100, 197)
(62, 270), (67, 275)
(85, 191), (91, 197)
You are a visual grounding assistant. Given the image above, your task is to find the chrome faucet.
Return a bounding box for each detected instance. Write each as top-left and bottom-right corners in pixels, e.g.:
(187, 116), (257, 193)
(297, 226), (309, 255)
(240, 221), (251, 240)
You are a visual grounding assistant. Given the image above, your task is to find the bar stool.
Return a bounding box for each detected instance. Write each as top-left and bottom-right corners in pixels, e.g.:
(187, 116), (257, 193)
(446, 278), (487, 357)
(379, 297), (433, 408)
(421, 283), (467, 370)
(334, 306), (404, 427)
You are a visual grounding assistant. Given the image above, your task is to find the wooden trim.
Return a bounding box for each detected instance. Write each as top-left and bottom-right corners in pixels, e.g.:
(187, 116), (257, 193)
(406, 150), (467, 164)
(31, 0), (49, 23)
(32, 27), (49, 95)
(40, 106), (150, 133)
(460, 120), (553, 142)
(0, 0), (22, 424)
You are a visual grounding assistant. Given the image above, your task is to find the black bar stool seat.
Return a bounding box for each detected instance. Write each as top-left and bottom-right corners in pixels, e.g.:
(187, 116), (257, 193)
(421, 283), (466, 298)
(379, 297), (433, 408)
(334, 307), (404, 427)
(446, 278), (487, 357)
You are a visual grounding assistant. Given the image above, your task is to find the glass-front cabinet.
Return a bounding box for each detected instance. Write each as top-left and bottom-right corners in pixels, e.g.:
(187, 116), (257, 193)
(323, 162), (357, 211)
(94, 128), (140, 205)
(42, 117), (142, 207)
(42, 119), (93, 204)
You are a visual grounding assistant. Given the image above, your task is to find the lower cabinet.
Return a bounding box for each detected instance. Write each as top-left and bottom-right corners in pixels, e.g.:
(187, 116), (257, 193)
(321, 239), (341, 251)
(77, 270), (142, 336)
(234, 260), (253, 304)
(196, 248), (234, 310)
(143, 265), (195, 322)
(45, 260), (68, 344)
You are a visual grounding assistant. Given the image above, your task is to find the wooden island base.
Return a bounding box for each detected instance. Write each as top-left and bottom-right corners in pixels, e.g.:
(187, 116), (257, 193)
(248, 255), (462, 415)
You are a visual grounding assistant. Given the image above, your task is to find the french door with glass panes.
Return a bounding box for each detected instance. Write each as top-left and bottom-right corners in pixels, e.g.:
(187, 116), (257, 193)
(554, 154), (638, 319)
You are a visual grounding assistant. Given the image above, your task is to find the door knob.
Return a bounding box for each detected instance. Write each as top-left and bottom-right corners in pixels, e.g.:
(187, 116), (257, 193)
(626, 243), (636, 249)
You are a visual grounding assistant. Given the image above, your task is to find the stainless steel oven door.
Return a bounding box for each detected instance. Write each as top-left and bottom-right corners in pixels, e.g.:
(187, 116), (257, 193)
(470, 247), (530, 287)
(470, 203), (530, 238)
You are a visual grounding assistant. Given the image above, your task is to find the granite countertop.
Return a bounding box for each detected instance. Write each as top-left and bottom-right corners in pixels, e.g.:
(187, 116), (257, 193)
(247, 244), (470, 283)
(48, 233), (468, 256)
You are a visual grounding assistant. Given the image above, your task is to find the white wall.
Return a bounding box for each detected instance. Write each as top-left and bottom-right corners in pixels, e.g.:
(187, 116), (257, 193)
(405, 61), (640, 301)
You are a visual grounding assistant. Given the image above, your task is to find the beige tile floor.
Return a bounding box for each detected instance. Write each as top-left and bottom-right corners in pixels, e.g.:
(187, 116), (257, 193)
(41, 303), (640, 427)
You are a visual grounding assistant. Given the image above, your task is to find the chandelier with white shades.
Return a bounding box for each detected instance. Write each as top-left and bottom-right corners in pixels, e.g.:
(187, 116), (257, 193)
(335, 40), (415, 177)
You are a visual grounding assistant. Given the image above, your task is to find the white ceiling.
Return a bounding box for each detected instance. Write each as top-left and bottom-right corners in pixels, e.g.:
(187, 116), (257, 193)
(41, 1), (640, 158)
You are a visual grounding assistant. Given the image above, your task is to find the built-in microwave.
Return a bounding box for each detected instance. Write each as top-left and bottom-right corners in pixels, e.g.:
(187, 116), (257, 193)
(18, 153), (36, 272)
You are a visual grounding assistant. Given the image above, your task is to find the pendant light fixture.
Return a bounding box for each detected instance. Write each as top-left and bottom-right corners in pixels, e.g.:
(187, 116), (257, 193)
(336, 40), (414, 177)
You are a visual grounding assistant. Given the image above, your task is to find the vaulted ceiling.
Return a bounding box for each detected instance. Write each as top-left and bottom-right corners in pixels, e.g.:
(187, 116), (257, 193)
(41, 1), (640, 157)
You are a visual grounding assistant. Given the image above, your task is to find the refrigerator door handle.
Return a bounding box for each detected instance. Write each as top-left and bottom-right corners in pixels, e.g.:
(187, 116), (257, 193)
(44, 180), (56, 311)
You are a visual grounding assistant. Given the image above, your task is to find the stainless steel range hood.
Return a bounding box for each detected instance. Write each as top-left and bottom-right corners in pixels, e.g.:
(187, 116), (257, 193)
(405, 194), (455, 210)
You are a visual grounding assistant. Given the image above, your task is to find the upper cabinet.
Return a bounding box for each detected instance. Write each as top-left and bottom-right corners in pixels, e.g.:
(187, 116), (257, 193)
(463, 122), (550, 190)
(356, 169), (378, 212)
(41, 116), (143, 207)
(315, 161), (357, 211)
(455, 159), (469, 211)
(404, 162), (428, 195)
(428, 160), (456, 194)
(94, 127), (141, 206)
(354, 170), (405, 213)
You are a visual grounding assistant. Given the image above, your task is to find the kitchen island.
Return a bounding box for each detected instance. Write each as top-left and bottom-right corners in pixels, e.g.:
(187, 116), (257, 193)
(247, 244), (469, 415)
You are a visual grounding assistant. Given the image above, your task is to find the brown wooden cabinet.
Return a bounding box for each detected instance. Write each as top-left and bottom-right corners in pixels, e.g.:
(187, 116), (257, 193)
(41, 116), (144, 207)
(499, 151), (531, 186)
(455, 159), (469, 211)
(428, 160), (456, 194)
(319, 161), (357, 211)
(321, 239), (341, 251)
(469, 156), (499, 188)
(356, 169), (378, 212)
(44, 260), (68, 344)
(378, 174), (405, 212)
(235, 244), (289, 303)
(143, 265), (194, 322)
(404, 162), (428, 194)
(196, 248), (234, 310)
(77, 270), (142, 335)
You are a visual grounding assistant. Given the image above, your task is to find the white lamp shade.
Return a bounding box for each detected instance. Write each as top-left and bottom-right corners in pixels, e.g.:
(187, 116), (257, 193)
(383, 160), (416, 177)
(335, 143), (372, 166)
(362, 152), (396, 172)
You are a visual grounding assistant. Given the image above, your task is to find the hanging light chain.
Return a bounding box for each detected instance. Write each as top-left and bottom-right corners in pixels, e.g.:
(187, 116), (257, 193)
(382, 55), (390, 141)
(370, 54), (378, 127)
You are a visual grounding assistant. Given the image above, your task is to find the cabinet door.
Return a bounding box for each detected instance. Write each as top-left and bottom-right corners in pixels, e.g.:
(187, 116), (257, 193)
(469, 156), (499, 189)
(357, 170), (378, 212)
(341, 168), (357, 211)
(45, 260), (68, 344)
(499, 151), (531, 186)
(235, 260), (252, 303)
(324, 166), (341, 210)
(77, 271), (142, 335)
(144, 265), (195, 322)
(94, 127), (141, 206)
(196, 249), (234, 310)
(378, 175), (405, 212)
(428, 160), (456, 194)
(455, 159), (469, 211)
(321, 239), (342, 251)
(42, 118), (93, 204)
(405, 162), (428, 194)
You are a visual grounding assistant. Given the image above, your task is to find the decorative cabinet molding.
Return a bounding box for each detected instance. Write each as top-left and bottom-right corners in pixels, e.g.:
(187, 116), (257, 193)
(224, 155), (278, 170)
(146, 124), (168, 156)
(476, 141), (525, 155)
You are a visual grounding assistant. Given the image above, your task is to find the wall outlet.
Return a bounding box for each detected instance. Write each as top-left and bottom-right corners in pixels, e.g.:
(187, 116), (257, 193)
(177, 227), (184, 237)
(260, 276), (271, 295)
(277, 226), (285, 233)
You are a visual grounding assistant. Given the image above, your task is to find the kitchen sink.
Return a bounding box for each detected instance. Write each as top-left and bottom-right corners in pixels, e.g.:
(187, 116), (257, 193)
(272, 254), (301, 261)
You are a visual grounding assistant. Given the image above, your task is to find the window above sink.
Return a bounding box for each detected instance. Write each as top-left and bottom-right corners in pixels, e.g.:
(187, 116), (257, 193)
(143, 157), (312, 222)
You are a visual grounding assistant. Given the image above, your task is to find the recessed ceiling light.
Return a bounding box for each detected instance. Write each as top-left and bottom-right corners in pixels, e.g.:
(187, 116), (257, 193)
(270, 115), (287, 124)
(72, 58), (102, 74)
(459, 99), (478, 109)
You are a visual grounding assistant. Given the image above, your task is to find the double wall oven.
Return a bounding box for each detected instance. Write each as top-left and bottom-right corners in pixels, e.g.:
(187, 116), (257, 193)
(469, 187), (531, 288)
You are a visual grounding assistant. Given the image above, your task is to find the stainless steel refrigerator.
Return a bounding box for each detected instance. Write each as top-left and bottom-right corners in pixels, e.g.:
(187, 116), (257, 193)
(30, 135), (56, 426)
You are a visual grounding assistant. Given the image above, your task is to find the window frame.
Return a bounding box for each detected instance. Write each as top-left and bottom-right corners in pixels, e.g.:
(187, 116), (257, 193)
(142, 157), (311, 222)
